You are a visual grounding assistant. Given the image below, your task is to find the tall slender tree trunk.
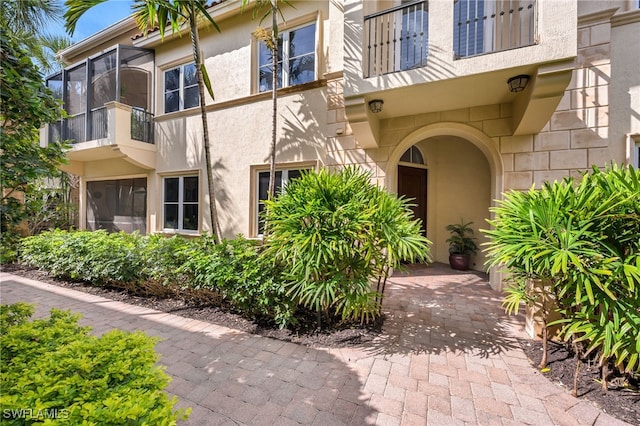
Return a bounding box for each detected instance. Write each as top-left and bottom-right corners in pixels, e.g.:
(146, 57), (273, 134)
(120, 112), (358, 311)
(267, 0), (278, 202)
(189, 7), (221, 243)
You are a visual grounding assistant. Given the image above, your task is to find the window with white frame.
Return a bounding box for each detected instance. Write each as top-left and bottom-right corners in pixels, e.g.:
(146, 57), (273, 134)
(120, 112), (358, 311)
(255, 168), (307, 234)
(163, 176), (199, 232)
(258, 22), (316, 92)
(635, 142), (640, 168)
(163, 63), (199, 113)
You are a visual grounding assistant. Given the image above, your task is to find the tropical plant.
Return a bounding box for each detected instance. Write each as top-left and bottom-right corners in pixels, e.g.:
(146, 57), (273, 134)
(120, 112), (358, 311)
(0, 29), (68, 263)
(0, 0), (72, 73)
(263, 167), (431, 326)
(446, 220), (478, 255)
(65, 0), (222, 242)
(242, 0), (292, 210)
(484, 164), (640, 394)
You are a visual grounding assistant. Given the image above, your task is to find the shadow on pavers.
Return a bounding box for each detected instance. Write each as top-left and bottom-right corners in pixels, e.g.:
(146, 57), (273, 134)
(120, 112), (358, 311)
(0, 276), (378, 425)
(364, 262), (525, 359)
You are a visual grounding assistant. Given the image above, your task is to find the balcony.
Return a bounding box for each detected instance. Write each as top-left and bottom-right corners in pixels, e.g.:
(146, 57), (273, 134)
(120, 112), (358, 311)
(344, 0), (577, 148)
(364, 1), (537, 78)
(47, 102), (156, 171)
(49, 106), (154, 145)
(364, 1), (429, 78)
(453, 0), (536, 59)
(45, 45), (155, 172)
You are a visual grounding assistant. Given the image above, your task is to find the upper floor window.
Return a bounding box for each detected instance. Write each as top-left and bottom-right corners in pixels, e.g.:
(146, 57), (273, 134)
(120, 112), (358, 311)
(258, 22), (316, 92)
(164, 63), (199, 113)
(163, 175), (199, 232)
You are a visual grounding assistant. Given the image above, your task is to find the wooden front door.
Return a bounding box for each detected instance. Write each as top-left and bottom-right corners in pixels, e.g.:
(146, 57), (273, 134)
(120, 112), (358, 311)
(397, 165), (428, 235)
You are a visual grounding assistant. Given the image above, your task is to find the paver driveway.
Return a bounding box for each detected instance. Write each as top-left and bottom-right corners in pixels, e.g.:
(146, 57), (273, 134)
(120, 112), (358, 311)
(0, 265), (628, 425)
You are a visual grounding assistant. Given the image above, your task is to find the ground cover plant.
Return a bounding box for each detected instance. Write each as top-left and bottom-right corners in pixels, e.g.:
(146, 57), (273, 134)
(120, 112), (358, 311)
(484, 164), (640, 396)
(0, 303), (188, 425)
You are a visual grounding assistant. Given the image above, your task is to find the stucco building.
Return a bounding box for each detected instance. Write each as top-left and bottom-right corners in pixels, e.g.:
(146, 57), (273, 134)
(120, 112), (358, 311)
(42, 0), (640, 290)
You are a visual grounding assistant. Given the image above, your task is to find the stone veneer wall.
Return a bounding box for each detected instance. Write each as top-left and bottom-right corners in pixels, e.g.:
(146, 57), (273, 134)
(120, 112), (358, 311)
(505, 11), (614, 190)
(325, 75), (387, 187)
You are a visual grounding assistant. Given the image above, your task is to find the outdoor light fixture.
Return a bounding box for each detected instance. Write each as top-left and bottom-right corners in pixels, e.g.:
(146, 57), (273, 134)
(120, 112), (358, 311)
(507, 75), (530, 93)
(368, 99), (384, 113)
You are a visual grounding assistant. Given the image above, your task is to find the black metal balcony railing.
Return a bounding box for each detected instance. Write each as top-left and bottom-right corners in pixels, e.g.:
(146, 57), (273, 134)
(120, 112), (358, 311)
(131, 109), (154, 144)
(364, 1), (429, 78)
(48, 107), (154, 145)
(66, 113), (86, 144)
(90, 107), (108, 140)
(454, 0), (536, 58)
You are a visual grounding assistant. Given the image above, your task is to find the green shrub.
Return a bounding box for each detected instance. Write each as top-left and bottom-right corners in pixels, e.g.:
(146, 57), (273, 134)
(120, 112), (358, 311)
(139, 234), (193, 286)
(484, 164), (640, 387)
(0, 303), (189, 425)
(263, 167), (431, 325)
(19, 231), (296, 326)
(20, 230), (145, 285)
(0, 227), (21, 264)
(180, 236), (296, 328)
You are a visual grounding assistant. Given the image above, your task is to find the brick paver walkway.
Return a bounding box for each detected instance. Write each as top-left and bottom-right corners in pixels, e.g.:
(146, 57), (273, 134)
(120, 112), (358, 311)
(0, 265), (628, 425)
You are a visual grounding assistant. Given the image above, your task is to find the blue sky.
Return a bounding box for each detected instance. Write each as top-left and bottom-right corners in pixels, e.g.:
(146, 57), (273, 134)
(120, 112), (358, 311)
(51, 0), (134, 42)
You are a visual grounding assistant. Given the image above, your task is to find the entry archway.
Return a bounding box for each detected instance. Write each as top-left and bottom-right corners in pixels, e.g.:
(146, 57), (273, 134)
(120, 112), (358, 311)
(387, 122), (504, 290)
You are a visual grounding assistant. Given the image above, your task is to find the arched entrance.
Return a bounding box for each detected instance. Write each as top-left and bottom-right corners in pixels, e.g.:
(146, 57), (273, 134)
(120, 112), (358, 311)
(388, 123), (504, 290)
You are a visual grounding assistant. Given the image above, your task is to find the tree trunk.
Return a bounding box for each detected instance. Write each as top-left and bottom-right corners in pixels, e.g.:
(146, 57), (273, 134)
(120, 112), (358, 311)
(572, 341), (581, 397)
(538, 321), (548, 369)
(572, 357), (580, 397)
(267, 0), (278, 202)
(189, 9), (221, 243)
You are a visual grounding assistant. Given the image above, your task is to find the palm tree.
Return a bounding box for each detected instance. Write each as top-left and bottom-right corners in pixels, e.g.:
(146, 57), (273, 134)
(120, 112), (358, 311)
(65, 0), (222, 243)
(242, 0), (291, 206)
(39, 33), (74, 74)
(0, 0), (72, 73)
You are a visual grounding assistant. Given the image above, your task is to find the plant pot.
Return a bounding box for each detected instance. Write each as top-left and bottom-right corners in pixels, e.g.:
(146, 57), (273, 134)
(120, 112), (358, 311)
(449, 254), (470, 271)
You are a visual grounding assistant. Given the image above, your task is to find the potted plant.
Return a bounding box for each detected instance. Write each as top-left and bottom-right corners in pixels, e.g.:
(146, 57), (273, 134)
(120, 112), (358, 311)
(446, 220), (478, 271)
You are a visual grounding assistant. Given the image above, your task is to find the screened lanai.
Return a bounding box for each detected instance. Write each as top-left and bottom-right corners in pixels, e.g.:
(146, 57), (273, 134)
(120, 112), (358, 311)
(46, 45), (154, 144)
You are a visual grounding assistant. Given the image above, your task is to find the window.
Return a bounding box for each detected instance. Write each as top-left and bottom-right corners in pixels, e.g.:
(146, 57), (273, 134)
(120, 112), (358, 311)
(258, 22), (316, 92)
(163, 63), (199, 113)
(163, 176), (199, 232)
(255, 168), (306, 234)
(400, 146), (425, 165)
